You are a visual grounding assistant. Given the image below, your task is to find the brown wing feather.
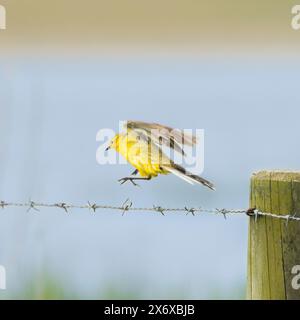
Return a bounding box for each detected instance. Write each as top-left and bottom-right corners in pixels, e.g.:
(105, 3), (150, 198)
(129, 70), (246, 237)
(125, 120), (197, 156)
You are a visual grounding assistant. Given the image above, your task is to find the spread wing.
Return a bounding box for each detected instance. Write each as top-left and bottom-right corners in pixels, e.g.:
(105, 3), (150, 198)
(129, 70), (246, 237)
(125, 120), (197, 156)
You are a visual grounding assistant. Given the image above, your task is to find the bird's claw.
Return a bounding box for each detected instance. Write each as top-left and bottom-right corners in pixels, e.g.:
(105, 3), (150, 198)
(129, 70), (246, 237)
(118, 177), (139, 186)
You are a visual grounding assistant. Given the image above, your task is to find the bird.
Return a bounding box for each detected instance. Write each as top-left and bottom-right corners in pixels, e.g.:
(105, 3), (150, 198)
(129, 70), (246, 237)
(105, 120), (215, 190)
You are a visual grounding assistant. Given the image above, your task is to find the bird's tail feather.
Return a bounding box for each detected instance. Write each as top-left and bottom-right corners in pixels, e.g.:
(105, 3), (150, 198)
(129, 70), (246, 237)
(163, 164), (215, 191)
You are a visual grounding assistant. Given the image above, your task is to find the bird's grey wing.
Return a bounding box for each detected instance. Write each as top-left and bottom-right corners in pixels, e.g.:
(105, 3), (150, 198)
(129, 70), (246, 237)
(129, 127), (185, 155)
(126, 120), (197, 156)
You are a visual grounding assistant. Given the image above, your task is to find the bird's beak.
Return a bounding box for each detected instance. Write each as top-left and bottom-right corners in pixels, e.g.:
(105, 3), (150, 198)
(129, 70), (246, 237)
(105, 146), (110, 151)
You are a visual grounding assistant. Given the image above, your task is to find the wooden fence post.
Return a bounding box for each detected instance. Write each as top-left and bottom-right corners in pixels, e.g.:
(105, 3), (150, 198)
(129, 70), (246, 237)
(247, 171), (300, 300)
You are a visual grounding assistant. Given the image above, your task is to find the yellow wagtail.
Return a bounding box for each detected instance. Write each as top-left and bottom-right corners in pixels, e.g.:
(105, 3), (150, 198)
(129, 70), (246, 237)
(106, 121), (215, 190)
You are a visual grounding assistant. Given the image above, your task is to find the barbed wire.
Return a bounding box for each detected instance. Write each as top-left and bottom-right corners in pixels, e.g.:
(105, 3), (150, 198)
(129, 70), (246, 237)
(0, 199), (300, 224)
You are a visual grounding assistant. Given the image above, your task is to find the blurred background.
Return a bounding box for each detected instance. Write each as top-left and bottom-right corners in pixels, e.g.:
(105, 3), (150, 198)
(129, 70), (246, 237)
(0, 0), (300, 299)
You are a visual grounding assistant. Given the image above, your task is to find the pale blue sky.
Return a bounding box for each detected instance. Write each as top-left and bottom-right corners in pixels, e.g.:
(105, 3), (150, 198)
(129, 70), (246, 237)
(0, 56), (299, 298)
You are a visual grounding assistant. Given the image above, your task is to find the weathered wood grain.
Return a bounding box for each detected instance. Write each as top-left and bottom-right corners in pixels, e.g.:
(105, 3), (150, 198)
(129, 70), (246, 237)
(247, 171), (300, 300)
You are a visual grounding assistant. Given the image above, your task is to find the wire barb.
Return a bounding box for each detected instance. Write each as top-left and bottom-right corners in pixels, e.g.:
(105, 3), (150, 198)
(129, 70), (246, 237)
(0, 201), (7, 209)
(27, 200), (39, 212)
(121, 199), (133, 216)
(87, 201), (98, 213)
(184, 207), (196, 216)
(55, 203), (69, 213)
(216, 208), (228, 220)
(153, 205), (165, 216)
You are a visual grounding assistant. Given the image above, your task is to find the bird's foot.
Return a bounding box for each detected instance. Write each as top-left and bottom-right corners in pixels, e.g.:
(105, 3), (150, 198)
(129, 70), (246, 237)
(118, 177), (139, 186)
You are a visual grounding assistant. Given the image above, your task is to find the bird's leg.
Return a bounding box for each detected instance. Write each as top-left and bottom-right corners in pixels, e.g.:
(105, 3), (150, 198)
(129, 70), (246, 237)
(118, 176), (151, 186)
(131, 169), (138, 175)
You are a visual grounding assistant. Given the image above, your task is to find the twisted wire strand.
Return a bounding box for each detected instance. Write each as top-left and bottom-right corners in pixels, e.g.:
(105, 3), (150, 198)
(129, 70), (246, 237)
(0, 200), (300, 222)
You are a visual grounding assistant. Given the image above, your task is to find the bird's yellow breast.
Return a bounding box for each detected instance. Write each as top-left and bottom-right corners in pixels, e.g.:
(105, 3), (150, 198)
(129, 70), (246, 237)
(114, 132), (170, 177)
